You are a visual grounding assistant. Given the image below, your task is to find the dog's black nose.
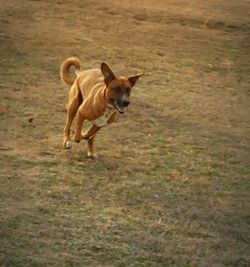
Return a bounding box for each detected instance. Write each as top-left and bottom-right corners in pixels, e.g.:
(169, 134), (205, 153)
(122, 100), (130, 107)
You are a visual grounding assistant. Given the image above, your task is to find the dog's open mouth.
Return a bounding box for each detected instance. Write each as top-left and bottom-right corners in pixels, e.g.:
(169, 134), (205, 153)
(109, 99), (127, 114)
(115, 105), (127, 114)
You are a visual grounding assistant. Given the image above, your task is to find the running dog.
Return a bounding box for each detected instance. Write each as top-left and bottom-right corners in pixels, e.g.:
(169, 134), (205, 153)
(60, 57), (142, 158)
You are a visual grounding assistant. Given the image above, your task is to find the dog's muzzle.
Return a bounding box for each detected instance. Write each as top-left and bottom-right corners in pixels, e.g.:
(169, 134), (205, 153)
(110, 99), (130, 114)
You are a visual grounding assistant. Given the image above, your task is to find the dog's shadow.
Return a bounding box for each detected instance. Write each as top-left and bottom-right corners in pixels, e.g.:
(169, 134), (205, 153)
(62, 145), (126, 180)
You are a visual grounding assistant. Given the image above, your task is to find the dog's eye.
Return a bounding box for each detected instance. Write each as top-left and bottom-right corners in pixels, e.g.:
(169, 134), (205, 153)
(113, 87), (122, 94)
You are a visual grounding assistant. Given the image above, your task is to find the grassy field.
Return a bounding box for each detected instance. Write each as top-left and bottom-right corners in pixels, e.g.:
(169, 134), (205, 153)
(0, 0), (250, 266)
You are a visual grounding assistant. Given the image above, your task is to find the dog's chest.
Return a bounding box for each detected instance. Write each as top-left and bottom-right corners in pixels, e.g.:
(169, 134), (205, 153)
(92, 108), (118, 127)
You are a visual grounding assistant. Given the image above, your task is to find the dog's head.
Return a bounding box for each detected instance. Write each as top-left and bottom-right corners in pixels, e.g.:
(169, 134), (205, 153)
(101, 63), (142, 114)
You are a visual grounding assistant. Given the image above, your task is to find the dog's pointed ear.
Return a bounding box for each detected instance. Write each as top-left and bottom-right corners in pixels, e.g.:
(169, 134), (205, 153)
(128, 73), (143, 87)
(101, 62), (116, 85)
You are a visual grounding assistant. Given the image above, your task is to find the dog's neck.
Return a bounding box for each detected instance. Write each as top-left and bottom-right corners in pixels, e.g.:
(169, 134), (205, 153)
(103, 86), (115, 111)
(106, 103), (114, 110)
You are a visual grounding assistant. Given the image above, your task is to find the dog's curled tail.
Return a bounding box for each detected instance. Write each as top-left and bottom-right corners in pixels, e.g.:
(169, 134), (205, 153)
(60, 57), (81, 85)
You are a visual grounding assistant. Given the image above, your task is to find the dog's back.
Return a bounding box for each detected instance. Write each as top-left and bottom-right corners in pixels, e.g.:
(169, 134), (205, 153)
(60, 57), (106, 99)
(77, 69), (105, 99)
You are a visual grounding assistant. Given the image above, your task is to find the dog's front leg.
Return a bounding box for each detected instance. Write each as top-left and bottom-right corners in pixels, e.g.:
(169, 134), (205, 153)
(82, 112), (117, 158)
(81, 124), (101, 140)
(81, 125), (101, 158)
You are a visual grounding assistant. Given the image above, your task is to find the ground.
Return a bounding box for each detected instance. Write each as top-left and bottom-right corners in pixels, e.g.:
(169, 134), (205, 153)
(0, 0), (250, 266)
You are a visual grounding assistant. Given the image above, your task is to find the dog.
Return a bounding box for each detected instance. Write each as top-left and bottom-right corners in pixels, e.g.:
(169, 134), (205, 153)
(60, 57), (142, 158)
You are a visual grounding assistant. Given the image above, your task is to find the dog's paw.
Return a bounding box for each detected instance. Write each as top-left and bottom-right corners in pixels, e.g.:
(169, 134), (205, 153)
(87, 152), (97, 159)
(63, 140), (72, 149)
(73, 134), (81, 143)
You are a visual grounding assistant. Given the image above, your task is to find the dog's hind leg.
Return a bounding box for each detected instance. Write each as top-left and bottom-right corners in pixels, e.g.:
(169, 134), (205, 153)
(73, 106), (88, 143)
(87, 133), (97, 159)
(63, 92), (82, 149)
(81, 125), (101, 158)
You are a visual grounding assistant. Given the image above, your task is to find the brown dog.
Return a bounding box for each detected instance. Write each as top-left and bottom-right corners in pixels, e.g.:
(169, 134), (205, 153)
(60, 57), (142, 158)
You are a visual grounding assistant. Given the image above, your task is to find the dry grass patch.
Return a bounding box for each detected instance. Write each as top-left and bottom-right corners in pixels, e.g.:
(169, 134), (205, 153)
(1, 0), (250, 266)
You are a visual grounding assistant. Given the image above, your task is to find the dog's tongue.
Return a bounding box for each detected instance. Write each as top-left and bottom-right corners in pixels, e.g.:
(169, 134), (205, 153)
(117, 106), (127, 114)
